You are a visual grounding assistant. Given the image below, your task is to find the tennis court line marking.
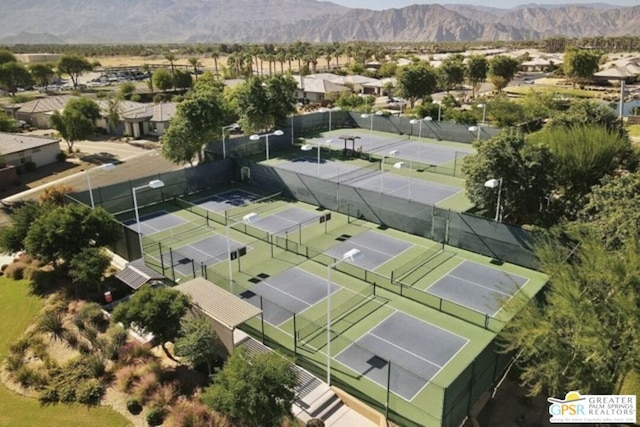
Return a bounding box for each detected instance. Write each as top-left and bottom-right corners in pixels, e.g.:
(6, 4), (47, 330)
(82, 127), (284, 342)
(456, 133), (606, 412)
(260, 280), (312, 307)
(333, 309), (399, 361)
(412, 338), (470, 402)
(459, 260), (531, 288)
(491, 277), (531, 318)
(368, 332), (443, 369)
(350, 231), (412, 257)
(434, 188), (465, 207)
(447, 274), (514, 297)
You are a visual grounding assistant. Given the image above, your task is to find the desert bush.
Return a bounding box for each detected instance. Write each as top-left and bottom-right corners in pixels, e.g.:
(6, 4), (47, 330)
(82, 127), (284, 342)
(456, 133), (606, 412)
(38, 310), (66, 342)
(77, 341), (92, 355)
(115, 365), (139, 392)
(62, 330), (78, 348)
(146, 407), (166, 426)
(149, 383), (178, 411)
(29, 335), (50, 363)
(15, 366), (47, 388)
(104, 325), (128, 360)
(4, 352), (24, 373)
(4, 262), (26, 280)
(118, 341), (153, 365)
(76, 303), (106, 330)
(1, 264), (8, 272)
(43, 356), (104, 403)
(29, 268), (58, 292)
(86, 355), (107, 378)
(38, 386), (59, 404)
(9, 338), (30, 355)
(133, 372), (159, 404)
(166, 397), (229, 427)
(76, 378), (105, 405)
(126, 398), (143, 415)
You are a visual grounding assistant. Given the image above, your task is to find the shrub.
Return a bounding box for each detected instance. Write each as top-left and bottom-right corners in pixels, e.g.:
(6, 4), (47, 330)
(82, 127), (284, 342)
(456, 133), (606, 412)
(105, 325), (128, 360)
(15, 366), (47, 389)
(62, 330), (78, 348)
(4, 262), (26, 280)
(118, 341), (153, 365)
(166, 397), (230, 427)
(38, 310), (66, 342)
(133, 372), (159, 403)
(56, 152), (67, 162)
(126, 398), (142, 415)
(76, 302), (106, 330)
(9, 338), (30, 355)
(38, 386), (59, 404)
(86, 355), (107, 378)
(4, 352), (24, 373)
(76, 378), (105, 405)
(115, 365), (138, 392)
(146, 407), (166, 426)
(149, 383), (178, 411)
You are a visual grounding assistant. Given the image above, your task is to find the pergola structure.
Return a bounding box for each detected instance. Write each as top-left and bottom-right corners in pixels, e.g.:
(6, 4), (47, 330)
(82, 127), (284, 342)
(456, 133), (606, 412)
(338, 135), (361, 156)
(594, 66), (639, 118)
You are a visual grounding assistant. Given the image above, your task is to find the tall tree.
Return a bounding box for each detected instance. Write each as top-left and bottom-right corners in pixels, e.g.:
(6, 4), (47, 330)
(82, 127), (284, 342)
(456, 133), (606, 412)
(463, 132), (557, 225)
(0, 62), (33, 96)
(488, 55), (519, 91)
(24, 204), (119, 268)
(501, 227), (640, 397)
(142, 63), (154, 93)
(57, 54), (93, 89)
(466, 55), (488, 99)
(188, 57), (201, 81)
(211, 50), (220, 78)
(29, 63), (55, 91)
(563, 48), (600, 88)
(202, 347), (298, 427)
(153, 68), (173, 92)
(174, 315), (226, 376)
(111, 287), (190, 355)
(0, 201), (46, 253)
(68, 247), (111, 294)
(50, 97), (100, 151)
(396, 62), (438, 108)
(0, 49), (17, 65)
(173, 69), (193, 90)
(529, 125), (631, 214)
(438, 54), (466, 94)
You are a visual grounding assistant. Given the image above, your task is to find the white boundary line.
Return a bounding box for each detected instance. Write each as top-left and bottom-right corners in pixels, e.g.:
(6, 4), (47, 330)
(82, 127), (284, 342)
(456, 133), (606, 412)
(353, 230), (414, 257)
(433, 187), (464, 206)
(260, 280), (311, 306)
(368, 332), (442, 368)
(333, 309), (398, 361)
(447, 274), (513, 297)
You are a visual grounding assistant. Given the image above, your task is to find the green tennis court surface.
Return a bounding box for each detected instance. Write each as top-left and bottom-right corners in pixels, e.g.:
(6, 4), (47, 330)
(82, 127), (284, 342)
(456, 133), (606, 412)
(127, 185), (547, 427)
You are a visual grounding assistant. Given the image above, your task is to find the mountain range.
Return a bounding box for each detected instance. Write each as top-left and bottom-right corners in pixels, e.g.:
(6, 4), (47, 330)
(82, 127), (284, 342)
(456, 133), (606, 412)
(0, 1), (638, 44)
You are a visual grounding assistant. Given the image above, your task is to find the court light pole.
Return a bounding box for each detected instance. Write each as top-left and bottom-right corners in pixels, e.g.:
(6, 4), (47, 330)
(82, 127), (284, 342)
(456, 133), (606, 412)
(477, 103), (487, 125)
(409, 116), (433, 140)
(86, 162), (115, 208)
(132, 179), (165, 260)
(221, 123), (239, 159)
(320, 106), (341, 132)
(326, 248), (362, 385)
(301, 139), (332, 177)
(468, 125), (481, 143)
(381, 149), (400, 191)
(484, 178), (503, 222)
(226, 212), (259, 294)
(249, 129), (284, 161)
(434, 100), (442, 122)
(361, 110), (384, 133)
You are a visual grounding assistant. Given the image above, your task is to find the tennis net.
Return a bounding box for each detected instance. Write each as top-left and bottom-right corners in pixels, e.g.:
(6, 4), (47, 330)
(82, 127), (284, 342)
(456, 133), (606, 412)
(391, 241), (445, 283)
(331, 161), (380, 185)
(170, 196), (226, 226)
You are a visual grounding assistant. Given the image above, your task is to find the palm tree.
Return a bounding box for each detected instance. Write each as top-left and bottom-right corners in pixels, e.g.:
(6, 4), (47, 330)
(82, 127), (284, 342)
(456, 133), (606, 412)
(142, 64), (154, 93)
(188, 57), (201, 81)
(165, 53), (177, 88)
(106, 96), (121, 135)
(211, 50), (220, 79)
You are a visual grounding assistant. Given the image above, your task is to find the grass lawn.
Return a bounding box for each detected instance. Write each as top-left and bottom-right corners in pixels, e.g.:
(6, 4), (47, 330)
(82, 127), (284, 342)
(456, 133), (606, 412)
(0, 277), (131, 427)
(626, 124), (640, 138)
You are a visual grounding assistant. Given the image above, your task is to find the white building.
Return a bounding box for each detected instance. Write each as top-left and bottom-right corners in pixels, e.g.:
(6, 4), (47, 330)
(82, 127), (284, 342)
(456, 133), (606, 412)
(0, 132), (61, 168)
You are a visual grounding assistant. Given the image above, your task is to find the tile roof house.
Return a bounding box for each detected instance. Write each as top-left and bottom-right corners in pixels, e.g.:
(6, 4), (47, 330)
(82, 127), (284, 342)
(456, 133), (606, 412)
(6, 95), (78, 129)
(121, 102), (178, 138)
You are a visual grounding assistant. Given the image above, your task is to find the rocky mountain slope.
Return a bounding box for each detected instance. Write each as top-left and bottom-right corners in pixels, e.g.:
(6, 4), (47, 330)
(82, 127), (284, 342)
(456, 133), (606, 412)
(0, 0), (637, 44)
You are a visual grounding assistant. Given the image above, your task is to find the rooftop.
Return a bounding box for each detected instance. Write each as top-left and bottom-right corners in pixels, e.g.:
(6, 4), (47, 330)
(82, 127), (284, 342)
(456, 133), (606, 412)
(0, 132), (60, 154)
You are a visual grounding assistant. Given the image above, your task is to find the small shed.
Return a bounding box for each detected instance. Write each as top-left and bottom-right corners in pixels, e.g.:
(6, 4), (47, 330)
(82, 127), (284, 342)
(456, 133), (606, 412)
(115, 261), (165, 290)
(176, 277), (262, 353)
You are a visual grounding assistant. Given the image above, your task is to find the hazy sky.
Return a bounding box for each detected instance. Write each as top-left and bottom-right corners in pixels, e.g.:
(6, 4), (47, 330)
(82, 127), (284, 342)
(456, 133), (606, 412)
(329, 0), (637, 9)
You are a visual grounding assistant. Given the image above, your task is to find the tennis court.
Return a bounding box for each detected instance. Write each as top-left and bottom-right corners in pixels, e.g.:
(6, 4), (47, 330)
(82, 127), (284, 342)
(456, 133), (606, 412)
(239, 267), (340, 325)
(349, 172), (462, 206)
(325, 230), (413, 271)
(156, 234), (246, 276)
(425, 260), (529, 316)
(250, 206), (322, 235)
(123, 210), (187, 235)
(193, 189), (262, 212)
(335, 311), (468, 400)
